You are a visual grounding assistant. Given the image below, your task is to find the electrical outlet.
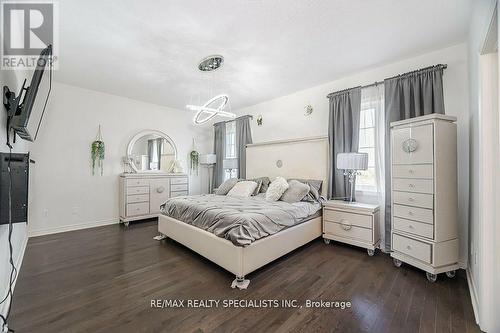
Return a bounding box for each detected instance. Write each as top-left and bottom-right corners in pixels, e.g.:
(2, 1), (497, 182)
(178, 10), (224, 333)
(43, 209), (49, 218)
(71, 207), (79, 216)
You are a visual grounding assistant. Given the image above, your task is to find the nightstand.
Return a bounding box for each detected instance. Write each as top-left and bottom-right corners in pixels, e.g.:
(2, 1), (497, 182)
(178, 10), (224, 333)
(322, 200), (380, 256)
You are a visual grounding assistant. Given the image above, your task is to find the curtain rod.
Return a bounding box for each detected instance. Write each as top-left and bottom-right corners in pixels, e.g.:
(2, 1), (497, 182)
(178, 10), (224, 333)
(326, 64), (447, 98)
(213, 114), (253, 126)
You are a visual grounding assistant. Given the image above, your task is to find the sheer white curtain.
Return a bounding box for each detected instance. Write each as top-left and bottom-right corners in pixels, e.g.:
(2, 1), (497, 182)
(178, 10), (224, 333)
(359, 85), (386, 249)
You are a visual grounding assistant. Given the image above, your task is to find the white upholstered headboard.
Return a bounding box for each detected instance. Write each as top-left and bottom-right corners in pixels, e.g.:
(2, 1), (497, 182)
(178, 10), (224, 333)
(246, 136), (329, 195)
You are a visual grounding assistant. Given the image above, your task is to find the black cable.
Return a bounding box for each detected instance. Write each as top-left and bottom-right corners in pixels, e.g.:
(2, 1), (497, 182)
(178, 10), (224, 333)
(0, 147), (17, 333)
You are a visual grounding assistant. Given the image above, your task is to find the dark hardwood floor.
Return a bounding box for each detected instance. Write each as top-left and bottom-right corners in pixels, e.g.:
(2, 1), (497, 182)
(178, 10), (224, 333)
(10, 221), (480, 333)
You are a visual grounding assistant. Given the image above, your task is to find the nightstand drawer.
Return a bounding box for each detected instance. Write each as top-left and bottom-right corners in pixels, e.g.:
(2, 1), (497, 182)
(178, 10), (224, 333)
(393, 164), (433, 179)
(393, 217), (433, 239)
(127, 202), (149, 217)
(126, 178), (149, 187)
(324, 221), (372, 242)
(393, 204), (433, 224)
(393, 233), (431, 264)
(127, 194), (149, 203)
(171, 177), (188, 185)
(393, 191), (433, 209)
(126, 186), (149, 195)
(171, 184), (188, 192)
(323, 209), (372, 229)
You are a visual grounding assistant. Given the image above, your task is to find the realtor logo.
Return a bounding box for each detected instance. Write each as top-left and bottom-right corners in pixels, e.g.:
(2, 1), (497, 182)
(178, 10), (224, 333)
(1, 1), (59, 69)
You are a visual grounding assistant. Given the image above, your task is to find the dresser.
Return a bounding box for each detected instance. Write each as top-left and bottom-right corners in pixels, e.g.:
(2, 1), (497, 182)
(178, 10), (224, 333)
(323, 200), (380, 256)
(390, 114), (458, 282)
(119, 173), (189, 225)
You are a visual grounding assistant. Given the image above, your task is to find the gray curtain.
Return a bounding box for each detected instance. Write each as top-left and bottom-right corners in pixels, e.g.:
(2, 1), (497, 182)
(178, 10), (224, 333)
(384, 65), (445, 250)
(213, 122), (226, 189)
(327, 87), (361, 200)
(156, 138), (163, 170)
(235, 115), (253, 179)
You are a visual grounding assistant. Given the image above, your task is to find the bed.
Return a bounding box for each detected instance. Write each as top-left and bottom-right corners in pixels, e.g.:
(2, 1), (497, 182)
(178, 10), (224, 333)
(158, 136), (329, 288)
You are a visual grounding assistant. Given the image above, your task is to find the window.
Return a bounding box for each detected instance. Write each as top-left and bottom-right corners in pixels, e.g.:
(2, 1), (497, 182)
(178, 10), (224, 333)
(356, 86), (384, 193)
(223, 121), (238, 180)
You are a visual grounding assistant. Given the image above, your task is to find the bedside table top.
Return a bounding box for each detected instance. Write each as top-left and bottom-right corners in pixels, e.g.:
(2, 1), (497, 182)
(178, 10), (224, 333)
(323, 200), (379, 213)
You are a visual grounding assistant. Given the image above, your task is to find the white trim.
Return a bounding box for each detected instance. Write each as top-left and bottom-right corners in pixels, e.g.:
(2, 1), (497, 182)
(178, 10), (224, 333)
(467, 268), (480, 324)
(28, 218), (119, 238)
(246, 135), (327, 147)
(0, 234), (28, 318)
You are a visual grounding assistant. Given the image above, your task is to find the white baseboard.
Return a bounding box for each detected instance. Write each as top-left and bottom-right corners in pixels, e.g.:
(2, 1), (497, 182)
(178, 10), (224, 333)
(466, 268), (480, 325)
(0, 233), (28, 319)
(28, 218), (119, 238)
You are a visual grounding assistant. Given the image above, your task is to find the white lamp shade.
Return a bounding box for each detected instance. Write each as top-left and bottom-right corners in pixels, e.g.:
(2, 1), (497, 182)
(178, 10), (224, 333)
(200, 154), (216, 164)
(223, 158), (238, 169)
(336, 153), (368, 170)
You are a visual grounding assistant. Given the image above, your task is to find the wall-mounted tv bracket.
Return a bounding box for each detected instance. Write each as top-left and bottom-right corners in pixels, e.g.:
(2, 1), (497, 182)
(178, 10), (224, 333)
(3, 80), (27, 148)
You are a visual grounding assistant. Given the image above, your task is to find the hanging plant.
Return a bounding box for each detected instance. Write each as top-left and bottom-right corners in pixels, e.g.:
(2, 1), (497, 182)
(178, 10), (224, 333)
(189, 138), (199, 175)
(91, 125), (105, 176)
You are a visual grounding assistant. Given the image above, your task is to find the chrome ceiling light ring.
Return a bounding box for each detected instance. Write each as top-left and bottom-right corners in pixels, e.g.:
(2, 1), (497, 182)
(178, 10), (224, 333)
(188, 94), (235, 125)
(198, 55), (224, 72)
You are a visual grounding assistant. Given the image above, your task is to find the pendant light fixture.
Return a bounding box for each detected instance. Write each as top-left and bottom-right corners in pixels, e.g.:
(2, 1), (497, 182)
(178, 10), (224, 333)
(186, 55), (236, 125)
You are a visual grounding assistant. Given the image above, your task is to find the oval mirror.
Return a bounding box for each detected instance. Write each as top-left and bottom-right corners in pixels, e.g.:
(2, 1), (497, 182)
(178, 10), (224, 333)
(126, 130), (177, 173)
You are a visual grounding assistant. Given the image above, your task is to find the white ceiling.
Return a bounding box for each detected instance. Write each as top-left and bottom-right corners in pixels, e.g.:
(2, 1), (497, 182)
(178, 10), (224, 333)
(57, 0), (471, 111)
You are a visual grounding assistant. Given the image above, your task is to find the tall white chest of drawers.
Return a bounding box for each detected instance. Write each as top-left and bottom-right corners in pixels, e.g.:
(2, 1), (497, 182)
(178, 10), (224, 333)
(390, 114), (459, 282)
(119, 173), (189, 225)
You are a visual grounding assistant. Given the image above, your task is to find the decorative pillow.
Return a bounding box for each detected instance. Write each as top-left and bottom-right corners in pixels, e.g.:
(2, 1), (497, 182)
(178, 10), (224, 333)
(227, 181), (258, 198)
(289, 179), (323, 202)
(265, 177), (289, 201)
(258, 177), (271, 193)
(215, 178), (239, 195)
(248, 178), (263, 196)
(280, 180), (310, 203)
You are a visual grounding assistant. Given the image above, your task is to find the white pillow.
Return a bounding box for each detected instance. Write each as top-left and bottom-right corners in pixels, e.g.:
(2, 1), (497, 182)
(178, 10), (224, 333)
(265, 177), (289, 201)
(227, 181), (258, 198)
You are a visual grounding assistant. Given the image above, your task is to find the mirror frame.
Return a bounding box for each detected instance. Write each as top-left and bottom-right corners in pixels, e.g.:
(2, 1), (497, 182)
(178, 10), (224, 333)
(126, 129), (178, 173)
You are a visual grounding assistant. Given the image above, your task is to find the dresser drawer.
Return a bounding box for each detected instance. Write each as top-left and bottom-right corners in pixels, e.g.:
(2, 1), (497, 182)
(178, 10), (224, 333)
(393, 217), (433, 239)
(393, 191), (433, 209)
(171, 184), (188, 192)
(393, 204), (433, 224)
(392, 164), (433, 179)
(171, 177), (188, 185)
(393, 233), (431, 264)
(127, 194), (149, 204)
(324, 221), (372, 243)
(127, 202), (149, 217)
(392, 178), (433, 194)
(323, 209), (372, 229)
(392, 124), (434, 164)
(170, 191), (188, 198)
(126, 178), (149, 187)
(126, 186), (149, 195)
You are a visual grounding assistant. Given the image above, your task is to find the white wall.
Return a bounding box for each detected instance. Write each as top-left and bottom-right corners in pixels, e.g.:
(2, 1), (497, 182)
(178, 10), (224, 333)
(0, 39), (30, 319)
(467, 0), (499, 330)
(234, 43), (470, 266)
(28, 82), (212, 236)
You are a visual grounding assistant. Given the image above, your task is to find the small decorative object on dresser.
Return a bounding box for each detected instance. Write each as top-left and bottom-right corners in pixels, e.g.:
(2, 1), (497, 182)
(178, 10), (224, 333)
(323, 200), (380, 256)
(390, 114), (458, 282)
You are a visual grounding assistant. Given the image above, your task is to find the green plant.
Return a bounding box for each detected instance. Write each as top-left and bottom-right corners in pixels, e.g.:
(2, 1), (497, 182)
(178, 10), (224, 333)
(190, 150), (199, 175)
(91, 125), (105, 176)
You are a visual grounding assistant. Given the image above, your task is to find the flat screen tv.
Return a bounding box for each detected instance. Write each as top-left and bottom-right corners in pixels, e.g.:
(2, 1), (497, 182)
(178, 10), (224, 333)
(10, 45), (52, 142)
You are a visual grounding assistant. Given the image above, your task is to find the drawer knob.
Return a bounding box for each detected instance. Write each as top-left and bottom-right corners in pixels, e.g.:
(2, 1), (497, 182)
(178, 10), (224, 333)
(408, 169), (414, 174)
(408, 197), (415, 202)
(408, 184), (415, 188)
(408, 224), (414, 229)
(408, 211), (414, 216)
(157, 186), (165, 193)
(340, 219), (352, 231)
(406, 245), (412, 250)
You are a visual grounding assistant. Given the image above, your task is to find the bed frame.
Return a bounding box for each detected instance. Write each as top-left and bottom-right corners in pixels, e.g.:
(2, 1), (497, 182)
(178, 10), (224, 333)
(158, 136), (329, 287)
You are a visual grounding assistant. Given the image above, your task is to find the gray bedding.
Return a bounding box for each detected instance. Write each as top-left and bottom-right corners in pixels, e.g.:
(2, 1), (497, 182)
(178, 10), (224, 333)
(160, 194), (322, 247)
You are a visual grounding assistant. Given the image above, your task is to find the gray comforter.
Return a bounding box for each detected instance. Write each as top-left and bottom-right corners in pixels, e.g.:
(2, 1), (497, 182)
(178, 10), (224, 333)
(160, 194), (322, 246)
